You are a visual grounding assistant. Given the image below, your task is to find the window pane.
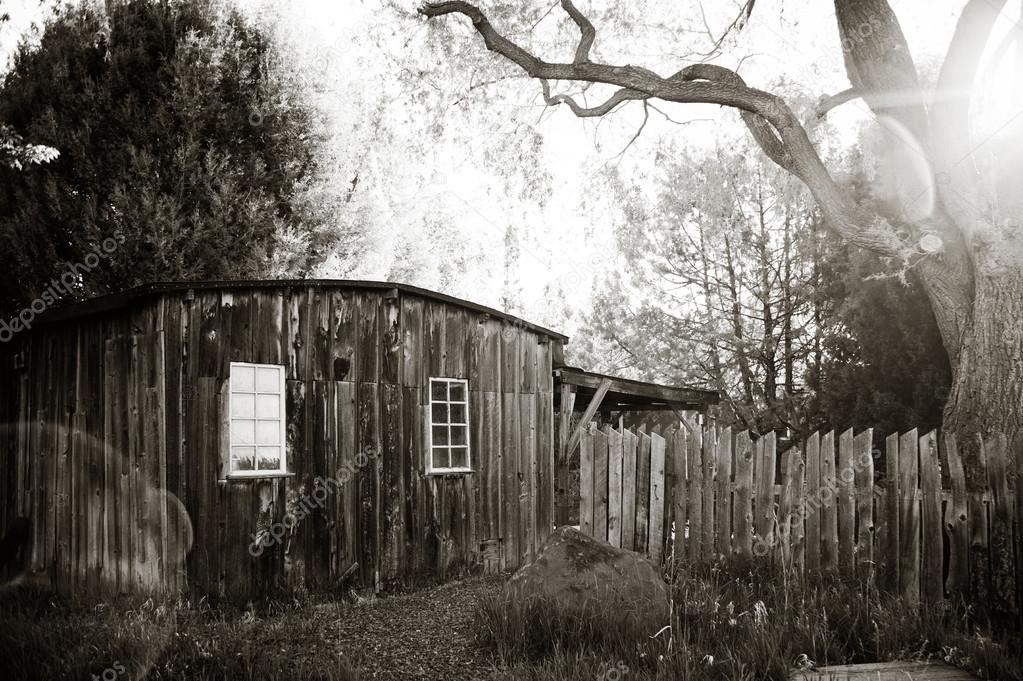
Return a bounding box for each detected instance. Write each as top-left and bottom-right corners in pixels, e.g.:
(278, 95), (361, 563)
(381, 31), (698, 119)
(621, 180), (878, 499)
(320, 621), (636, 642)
(450, 447), (468, 469)
(449, 403), (466, 424)
(256, 420), (280, 445)
(431, 403), (447, 424)
(256, 367), (280, 392)
(432, 446), (449, 470)
(232, 366), (255, 392)
(232, 447), (255, 471)
(256, 393), (280, 418)
(257, 446), (281, 471)
(232, 419), (255, 445)
(430, 380), (447, 401)
(450, 425), (467, 447)
(231, 393), (255, 418)
(432, 425), (449, 446)
(449, 382), (465, 402)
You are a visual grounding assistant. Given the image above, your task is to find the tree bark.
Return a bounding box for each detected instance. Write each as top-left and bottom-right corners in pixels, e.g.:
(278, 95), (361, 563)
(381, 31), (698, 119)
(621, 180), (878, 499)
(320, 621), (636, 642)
(942, 271), (1023, 483)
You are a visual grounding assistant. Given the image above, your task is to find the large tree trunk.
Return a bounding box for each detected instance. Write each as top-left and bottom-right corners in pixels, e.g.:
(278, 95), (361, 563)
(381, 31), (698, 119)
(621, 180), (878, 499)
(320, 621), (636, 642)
(942, 271), (1023, 482)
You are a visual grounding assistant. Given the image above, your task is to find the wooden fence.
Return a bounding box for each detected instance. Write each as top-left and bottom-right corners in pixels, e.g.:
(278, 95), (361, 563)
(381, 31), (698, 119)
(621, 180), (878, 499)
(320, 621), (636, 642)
(578, 422), (1023, 611)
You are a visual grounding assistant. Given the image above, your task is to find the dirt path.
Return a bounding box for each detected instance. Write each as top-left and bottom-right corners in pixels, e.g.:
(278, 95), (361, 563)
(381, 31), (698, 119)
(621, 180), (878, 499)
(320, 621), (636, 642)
(315, 576), (503, 680)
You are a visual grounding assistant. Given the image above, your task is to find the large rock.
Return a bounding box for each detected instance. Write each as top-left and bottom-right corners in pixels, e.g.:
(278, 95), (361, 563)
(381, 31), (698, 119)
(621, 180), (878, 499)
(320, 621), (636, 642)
(506, 526), (670, 627)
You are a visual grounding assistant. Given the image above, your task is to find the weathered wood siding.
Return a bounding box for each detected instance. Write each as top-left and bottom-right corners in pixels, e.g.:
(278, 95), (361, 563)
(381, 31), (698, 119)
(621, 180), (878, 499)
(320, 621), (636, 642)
(0, 284), (558, 596)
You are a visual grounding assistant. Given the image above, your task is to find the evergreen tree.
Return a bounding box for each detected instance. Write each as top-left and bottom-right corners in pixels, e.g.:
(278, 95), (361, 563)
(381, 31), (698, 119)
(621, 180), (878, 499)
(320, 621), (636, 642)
(0, 0), (345, 316)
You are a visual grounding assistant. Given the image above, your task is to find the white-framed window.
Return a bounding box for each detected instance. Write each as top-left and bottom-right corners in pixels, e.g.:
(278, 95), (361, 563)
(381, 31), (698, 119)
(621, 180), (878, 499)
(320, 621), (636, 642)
(228, 362), (287, 477)
(428, 377), (471, 473)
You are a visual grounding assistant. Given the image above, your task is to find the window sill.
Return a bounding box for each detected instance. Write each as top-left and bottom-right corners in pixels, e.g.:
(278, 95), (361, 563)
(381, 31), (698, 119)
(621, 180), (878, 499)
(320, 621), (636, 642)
(222, 472), (296, 482)
(425, 469), (475, 477)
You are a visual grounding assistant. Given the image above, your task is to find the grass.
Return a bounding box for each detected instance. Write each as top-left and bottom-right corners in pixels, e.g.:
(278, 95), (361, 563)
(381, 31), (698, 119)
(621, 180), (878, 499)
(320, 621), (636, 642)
(1, 560), (1020, 680)
(0, 585), (361, 681)
(474, 558), (1023, 681)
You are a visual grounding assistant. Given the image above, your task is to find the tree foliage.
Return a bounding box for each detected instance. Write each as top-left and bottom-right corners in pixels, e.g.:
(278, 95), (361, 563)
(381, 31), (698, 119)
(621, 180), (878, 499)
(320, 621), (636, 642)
(0, 0), (351, 316)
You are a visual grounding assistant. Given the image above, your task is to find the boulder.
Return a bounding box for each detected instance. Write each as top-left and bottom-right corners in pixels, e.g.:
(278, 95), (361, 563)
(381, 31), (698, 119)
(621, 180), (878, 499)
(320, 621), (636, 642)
(505, 526), (670, 627)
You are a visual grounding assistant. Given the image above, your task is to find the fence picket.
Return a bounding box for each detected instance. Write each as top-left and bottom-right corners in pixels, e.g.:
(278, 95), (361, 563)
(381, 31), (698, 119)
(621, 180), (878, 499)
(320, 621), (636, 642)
(574, 424), (1019, 617)
(671, 428), (688, 565)
(702, 425), (717, 559)
(920, 430), (943, 604)
(593, 426), (609, 543)
(854, 429), (874, 579)
(635, 431), (652, 555)
(649, 431), (666, 564)
(607, 427), (623, 547)
(733, 431), (754, 560)
(715, 427), (733, 559)
(580, 423), (594, 537)
(884, 432), (901, 592)
(621, 429), (638, 552)
(755, 433), (777, 556)
(779, 446), (804, 571)
(838, 428), (856, 573)
(821, 431), (838, 572)
(943, 433), (969, 596)
(805, 432), (822, 573)
(688, 427), (704, 564)
(898, 429), (921, 603)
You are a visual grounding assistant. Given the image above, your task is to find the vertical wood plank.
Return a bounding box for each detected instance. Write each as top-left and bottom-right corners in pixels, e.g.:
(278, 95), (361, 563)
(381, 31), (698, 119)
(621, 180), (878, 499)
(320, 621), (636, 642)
(804, 432), (821, 574)
(687, 426), (704, 564)
(733, 430), (753, 560)
(648, 431), (666, 564)
(883, 432), (901, 592)
(671, 428), (689, 566)
(606, 426), (623, 547)
(943, 433), (969, 597)
(714, 427), (732, 560)
(755, 432), (777, 556)
(621, 428), (638, 551)
(701, 425), (717, 559)
(635, 430), (651, 556)
(779, 447), (804, 571)
(820, 431), (838, 572)
(898, 429), (921, 603)
(593, 426), (609, 542)
(919, 430), (943, 604)
(854, 429), (875, 579)
(837, 428), (856, 573)
(579, 423), (594, 536)
(501, 392), (519, 569)
(518, 393), (536, 565)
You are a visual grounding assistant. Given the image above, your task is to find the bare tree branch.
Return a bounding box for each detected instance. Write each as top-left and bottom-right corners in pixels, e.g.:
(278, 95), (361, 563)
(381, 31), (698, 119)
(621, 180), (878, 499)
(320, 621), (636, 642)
(540, 80), (647, 117)
(560, 0), (595, 64)
(419, 0), (973, 354)
(815, 87), (860, 118)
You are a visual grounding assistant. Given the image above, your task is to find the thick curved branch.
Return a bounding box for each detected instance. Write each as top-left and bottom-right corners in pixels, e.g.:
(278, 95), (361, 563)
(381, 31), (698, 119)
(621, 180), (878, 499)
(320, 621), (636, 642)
(834, 0), (929, 142)
(931, 0), (1006, 244)
(418, 1), (905, 261)
(560, 0), (595, 64)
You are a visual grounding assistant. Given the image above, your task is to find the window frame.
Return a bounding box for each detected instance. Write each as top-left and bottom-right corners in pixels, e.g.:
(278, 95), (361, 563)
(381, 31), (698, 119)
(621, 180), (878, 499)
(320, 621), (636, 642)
(426, 377), (472, 475)
(227, 362), (288, 479)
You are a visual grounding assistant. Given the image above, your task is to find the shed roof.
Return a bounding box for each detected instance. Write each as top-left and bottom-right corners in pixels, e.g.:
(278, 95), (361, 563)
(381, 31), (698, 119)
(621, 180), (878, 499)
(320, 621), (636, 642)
(555, 366), (720, 411)
(36, 279), (569, 341)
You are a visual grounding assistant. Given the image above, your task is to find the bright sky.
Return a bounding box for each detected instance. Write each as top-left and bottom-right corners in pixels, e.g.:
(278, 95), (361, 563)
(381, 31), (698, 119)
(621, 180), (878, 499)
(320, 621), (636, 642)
(4, 0), (1008, 339)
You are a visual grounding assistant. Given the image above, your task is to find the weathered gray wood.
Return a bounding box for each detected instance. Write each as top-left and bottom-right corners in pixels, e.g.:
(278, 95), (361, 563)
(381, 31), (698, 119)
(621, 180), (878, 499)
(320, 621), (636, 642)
(648, 431), (666, 564)
(565, 378), (612, 459)
(606, 426), (623, 547)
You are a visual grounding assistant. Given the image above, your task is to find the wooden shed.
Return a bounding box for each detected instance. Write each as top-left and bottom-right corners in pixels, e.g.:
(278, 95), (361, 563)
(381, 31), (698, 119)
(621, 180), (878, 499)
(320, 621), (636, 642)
(0, 280), (717, 597)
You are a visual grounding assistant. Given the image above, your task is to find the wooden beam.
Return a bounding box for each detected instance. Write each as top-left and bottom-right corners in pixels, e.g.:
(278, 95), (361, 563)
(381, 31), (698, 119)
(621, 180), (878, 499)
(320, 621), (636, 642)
(565, 378), (612, 458)
(558, 368), (719, 405)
